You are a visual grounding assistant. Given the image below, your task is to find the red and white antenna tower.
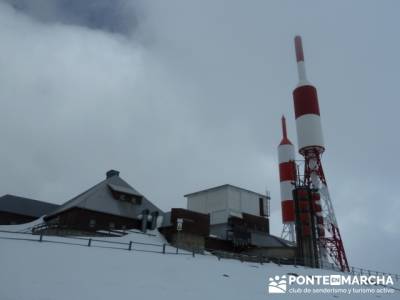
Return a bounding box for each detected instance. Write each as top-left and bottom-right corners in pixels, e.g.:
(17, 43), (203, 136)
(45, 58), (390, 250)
(278, 115), (296, 242)
(292, 36), (349, 272)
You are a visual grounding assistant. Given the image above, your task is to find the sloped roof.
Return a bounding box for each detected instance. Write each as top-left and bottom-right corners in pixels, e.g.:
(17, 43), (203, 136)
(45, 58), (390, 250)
(251, 233), (294, 248)
(184, 184), (266, 198)
(45, 173), (163, 220)
(108, 183), (141, 197)
(0, 195), (59, 218)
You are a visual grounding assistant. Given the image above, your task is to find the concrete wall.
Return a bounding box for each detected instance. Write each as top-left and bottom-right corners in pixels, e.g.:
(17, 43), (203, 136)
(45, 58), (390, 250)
(187, 185), (267, 225)
(209, 223), (230, 239)
(227, 186), (262, 216)
(187, 188), (228, 225)
(169, 232), (205, 252)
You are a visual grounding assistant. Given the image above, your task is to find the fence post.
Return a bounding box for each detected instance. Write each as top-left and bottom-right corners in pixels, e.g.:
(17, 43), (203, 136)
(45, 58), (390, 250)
(162, 244), (166, 254)
(176, 247), (178, 254)
(87, 238), (92, 247)
(39, 232), (43, 242)
(278, 257), (281, 266)
(294, 257), (297, 267)
(192, 249), (195, 257)
(128, 241), (132, 251)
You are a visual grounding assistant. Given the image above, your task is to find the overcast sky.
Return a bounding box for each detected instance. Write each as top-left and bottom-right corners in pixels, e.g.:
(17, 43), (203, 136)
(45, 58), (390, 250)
(0, 0), (398, 273)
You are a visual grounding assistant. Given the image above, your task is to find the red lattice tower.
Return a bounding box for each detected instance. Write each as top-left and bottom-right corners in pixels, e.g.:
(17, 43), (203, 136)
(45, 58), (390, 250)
(278, 115), (297, 243)
(292, 36), (349, 272)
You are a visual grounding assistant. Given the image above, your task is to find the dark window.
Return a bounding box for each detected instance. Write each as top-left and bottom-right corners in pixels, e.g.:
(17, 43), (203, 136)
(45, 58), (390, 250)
(259, 198), (265, 216)
(89, 219), (96, 228)
(132, 196), (142, 205)
(119, 194), (127, 201)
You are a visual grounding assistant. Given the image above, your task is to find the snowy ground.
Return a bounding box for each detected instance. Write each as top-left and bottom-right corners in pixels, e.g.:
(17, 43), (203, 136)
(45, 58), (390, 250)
(0, 223), (398, 299)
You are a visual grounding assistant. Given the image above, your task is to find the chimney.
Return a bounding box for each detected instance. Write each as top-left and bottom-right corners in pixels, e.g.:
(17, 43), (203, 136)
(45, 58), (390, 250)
(106, 170), (120, 179)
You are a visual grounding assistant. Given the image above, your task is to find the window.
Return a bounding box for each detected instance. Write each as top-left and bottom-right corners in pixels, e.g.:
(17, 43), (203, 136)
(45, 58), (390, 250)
(132, 196), (142, 205)
(259, 197), (268, 217)
(119, 194), (129, 201)
(258, 198), (266, 217)
(89, 219), (96, 228)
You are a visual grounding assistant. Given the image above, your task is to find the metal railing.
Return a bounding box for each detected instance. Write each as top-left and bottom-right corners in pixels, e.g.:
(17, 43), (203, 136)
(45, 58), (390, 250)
(0, 228), (398, 283)
(203, 248), (400, 282)
(30, 222), (158, 237)
(349, 266), (400, 281)
(0, 229), (187, 255)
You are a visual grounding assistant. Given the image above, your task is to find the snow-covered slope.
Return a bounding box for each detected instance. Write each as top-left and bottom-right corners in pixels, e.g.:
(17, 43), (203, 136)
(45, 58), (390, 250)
(0, 227), (398, 300)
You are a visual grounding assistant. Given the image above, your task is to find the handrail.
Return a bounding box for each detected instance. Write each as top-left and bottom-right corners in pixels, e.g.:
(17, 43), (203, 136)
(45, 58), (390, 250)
(0, 229), (398, 281)
(0, 228), (165, 248)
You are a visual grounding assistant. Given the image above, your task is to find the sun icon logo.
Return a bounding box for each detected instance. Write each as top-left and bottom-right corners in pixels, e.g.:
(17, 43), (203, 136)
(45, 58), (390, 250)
(268, 275), (287, 294)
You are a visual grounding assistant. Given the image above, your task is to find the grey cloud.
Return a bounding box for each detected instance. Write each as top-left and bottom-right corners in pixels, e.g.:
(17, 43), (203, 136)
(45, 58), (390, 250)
(0, 0), (398, 274)
(3, 0), (139, 35)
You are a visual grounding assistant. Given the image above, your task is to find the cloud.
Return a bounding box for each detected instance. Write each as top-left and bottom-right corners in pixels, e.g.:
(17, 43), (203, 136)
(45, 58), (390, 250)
(3, 0), (139, 35)
(0, 0), (398, 273)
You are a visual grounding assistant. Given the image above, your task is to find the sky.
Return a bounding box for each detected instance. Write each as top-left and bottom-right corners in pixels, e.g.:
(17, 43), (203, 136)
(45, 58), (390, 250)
(0, 0), (399, 273)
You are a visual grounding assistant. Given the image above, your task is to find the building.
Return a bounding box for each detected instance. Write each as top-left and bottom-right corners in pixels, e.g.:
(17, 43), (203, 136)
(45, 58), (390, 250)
(0, 194), (59, 225)
(183, 184), (295, 257)
(41, 170), (163, 235)
(184, 184), (270, 246)
(159, 208), (210, 252)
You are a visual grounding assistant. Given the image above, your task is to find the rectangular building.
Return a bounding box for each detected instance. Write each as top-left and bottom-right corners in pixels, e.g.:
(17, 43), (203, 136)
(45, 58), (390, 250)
(185, 184), (270, 245)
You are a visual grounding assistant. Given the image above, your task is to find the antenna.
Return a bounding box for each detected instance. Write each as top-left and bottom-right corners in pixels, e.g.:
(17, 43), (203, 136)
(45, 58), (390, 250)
(294, 35), (308, 85)
(281, 115), (288, 139)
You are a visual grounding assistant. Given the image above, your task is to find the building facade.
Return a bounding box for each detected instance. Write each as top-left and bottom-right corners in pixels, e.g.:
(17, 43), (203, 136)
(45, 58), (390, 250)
(185, 184), (270, 247)
(159, 208), (210, 252)
(41, 170), (164, 235)
(0, 195), (59, 225)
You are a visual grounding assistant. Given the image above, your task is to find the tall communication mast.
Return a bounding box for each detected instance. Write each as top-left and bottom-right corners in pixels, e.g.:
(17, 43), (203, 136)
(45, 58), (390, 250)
(278, 115), (296, 243)
(292, 36), (349, 272)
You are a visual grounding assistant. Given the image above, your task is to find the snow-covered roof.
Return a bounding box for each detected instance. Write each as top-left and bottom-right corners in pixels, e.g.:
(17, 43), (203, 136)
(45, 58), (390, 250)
(0, 195), (59, 218)
(108, 183), (142, 197)
(45, 171), (163, 220)
(251, 233), (294, 248)
(184, 184), (266, 198)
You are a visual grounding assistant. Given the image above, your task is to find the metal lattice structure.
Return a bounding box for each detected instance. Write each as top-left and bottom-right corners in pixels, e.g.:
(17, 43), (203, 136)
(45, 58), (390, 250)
(292, 36), (349, 272)
(278, 116), (297, 243)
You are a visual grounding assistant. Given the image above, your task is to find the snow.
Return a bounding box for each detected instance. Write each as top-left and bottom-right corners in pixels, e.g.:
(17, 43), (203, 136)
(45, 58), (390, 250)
(0, 227), (398, 300)
(0, 217), (44, 232)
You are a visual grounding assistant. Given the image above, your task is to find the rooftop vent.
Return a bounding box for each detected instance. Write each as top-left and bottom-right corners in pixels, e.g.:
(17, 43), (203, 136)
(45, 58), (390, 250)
(106, 170), (120, 179)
